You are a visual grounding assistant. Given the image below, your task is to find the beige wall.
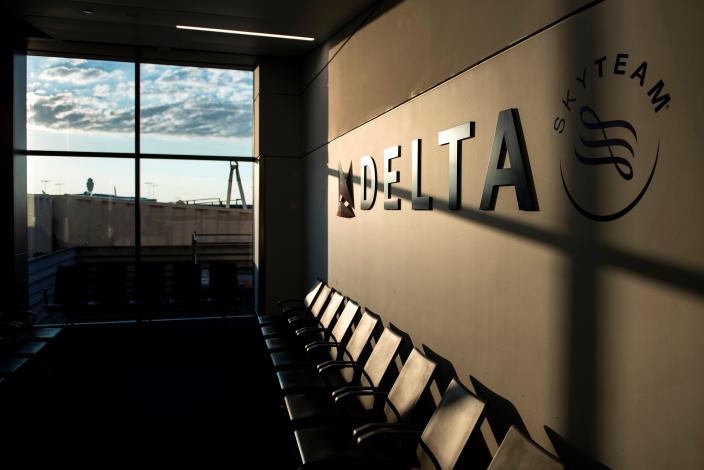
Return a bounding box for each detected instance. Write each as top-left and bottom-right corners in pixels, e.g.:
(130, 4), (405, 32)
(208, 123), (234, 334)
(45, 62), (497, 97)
(302, 0), (704, 468)
(302, 0), (595, 152)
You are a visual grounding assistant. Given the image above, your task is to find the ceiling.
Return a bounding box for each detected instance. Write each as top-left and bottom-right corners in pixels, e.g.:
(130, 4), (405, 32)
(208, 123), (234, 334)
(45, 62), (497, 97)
(4, 0), (379, 59)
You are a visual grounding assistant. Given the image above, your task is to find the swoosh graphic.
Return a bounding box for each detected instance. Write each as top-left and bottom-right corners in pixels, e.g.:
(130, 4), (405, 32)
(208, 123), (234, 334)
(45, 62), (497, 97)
(575, 106), (638, 180)
(561, 140), (659, 222)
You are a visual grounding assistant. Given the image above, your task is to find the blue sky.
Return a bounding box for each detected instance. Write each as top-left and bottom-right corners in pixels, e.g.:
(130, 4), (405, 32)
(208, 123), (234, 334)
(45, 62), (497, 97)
(26, 56), (254, 203)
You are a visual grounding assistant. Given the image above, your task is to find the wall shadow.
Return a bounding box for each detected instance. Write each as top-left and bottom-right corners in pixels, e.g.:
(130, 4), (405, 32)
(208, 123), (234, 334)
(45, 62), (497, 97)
(544, 426), (612, 470)
(470, 375), (529, 445)
(388, 321), (415, 362)
(324, 167), (704, 299)
(422, 344), (458, 393)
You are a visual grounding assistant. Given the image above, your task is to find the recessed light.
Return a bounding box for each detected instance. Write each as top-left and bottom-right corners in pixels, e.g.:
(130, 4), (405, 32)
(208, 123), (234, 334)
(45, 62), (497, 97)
(81, 9), (94, 14)
(176, 25), (314, 42)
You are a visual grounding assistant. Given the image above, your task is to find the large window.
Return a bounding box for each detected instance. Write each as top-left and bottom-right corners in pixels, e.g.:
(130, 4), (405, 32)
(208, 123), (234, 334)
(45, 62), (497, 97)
(26, 55), (254, 322)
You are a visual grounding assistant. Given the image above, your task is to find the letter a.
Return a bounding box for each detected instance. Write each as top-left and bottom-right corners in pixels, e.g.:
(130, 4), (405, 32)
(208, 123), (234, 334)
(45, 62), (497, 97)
(480, 109), (538, 211)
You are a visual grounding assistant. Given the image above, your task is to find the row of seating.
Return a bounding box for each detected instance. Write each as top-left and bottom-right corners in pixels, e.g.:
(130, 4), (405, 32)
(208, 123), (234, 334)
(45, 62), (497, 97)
(47, 262), (243, 322)
(258, 281), (565, 469)
(0, 310), (62, 387)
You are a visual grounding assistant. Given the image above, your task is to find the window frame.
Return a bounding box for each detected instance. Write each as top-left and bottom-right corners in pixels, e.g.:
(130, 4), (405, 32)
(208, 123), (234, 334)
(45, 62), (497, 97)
(25, 52), (257, 263)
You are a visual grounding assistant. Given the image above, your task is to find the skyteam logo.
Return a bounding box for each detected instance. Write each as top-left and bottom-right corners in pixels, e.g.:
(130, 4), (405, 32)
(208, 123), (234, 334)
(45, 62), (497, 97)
(554, 53), (670, 221)
(337, 161), (355, 218)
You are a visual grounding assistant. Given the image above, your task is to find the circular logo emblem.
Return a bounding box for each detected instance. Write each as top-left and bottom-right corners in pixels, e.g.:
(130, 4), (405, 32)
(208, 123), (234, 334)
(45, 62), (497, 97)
(554, 53), (669, 221)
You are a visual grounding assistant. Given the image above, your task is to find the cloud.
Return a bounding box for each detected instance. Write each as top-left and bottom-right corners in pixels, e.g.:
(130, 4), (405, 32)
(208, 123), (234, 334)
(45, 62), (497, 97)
(28, 58), (253, 139)
(38, 66), (116, 84)
(28, 92), (134, 133)
(141, 99), (252, 138)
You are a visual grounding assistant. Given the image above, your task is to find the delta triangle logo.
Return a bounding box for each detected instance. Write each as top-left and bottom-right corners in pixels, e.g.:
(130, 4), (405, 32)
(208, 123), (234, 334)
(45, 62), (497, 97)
(337, 161), (355, 218)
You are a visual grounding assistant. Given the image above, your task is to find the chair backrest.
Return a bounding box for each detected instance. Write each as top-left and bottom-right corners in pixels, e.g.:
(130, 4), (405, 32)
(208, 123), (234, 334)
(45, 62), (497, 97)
(329, 299), (359, 343)
(344, 311), (379, 362)
(310, 285), (332, 318)
(384, 348), (437, 423)
(303, 281), (324, 308)
(317, 291), (344, 329)
(417, 378), (486, 470)
(362, 327), (403, 388)
(487, 426), (564, 470)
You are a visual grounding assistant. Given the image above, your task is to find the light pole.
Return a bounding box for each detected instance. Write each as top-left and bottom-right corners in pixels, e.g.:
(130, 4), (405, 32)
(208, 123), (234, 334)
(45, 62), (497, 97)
(144, 181), (154, 199)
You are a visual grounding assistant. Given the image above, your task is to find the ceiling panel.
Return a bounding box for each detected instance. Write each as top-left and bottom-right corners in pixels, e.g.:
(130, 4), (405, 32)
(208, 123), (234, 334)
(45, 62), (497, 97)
(3, 0), (379, 57)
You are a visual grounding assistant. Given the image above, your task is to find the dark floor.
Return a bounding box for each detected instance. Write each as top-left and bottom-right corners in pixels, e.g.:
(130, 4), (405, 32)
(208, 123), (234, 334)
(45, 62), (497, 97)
(1, 317), (299, 466)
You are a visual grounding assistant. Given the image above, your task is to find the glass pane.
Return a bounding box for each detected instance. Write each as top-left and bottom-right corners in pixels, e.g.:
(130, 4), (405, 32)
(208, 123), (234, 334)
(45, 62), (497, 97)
(140, 64), (253, 157)
(140, 159), (254, 315)
(27, 156), (135, 322)
(27, 56), (135, 152)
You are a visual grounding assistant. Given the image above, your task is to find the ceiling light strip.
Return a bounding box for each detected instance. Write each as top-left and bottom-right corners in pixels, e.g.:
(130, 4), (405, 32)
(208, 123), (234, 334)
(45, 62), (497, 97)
(176, 25), (314, 41)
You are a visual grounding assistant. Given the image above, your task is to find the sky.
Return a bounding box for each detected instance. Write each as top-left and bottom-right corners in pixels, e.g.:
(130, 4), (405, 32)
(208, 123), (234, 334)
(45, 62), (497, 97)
(26, 56), (254, 204)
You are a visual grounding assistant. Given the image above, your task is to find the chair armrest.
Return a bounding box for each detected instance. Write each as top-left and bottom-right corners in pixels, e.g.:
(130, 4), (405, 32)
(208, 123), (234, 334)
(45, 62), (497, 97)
(331, 384), (375, 398)
(355, 426), (421, 448)
(287, 314), (314, 324)
(353, 422), (419, 438)
(278, 298), (302, 306)
(333, 387), (390, 404)
(305, 341), (343, 352)
(295, 326), (328, 336)
(317, 360), (360, 373)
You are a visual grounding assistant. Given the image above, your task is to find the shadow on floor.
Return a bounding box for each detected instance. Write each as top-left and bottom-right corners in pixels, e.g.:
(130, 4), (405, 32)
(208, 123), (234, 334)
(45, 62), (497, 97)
(0, 317), (298, 466)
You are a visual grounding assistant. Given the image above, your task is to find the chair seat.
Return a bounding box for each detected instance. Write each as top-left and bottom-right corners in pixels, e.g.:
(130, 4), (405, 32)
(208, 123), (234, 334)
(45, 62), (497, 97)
(261, 325), (286, 338)
(294, 426), (366, 468)
(15, 341), (48, 355)
(257, 315), (281, 326)
(277, 369), (326, 393)
(0, 357), (29, 375)
(31, 327), (62, 340)
(285, 393), (341, 424)
(270, 350), (310, 369)
(265, 337), (293, 352)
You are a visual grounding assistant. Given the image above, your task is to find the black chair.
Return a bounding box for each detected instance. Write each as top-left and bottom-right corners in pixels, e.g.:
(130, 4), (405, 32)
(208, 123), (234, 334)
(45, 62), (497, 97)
(267, 293), (359, 367)
(275, 309), (379, 395)
(355, 378), (487, 469)
(260, 284), (333, 339)
(280, 280), (324, 310)
(261, 280), (325, 325)
(268, 291), (346, 369)
(0, 310), (61, 385)
(292, 348), (438, 467)
(282, 327), (404, 427)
